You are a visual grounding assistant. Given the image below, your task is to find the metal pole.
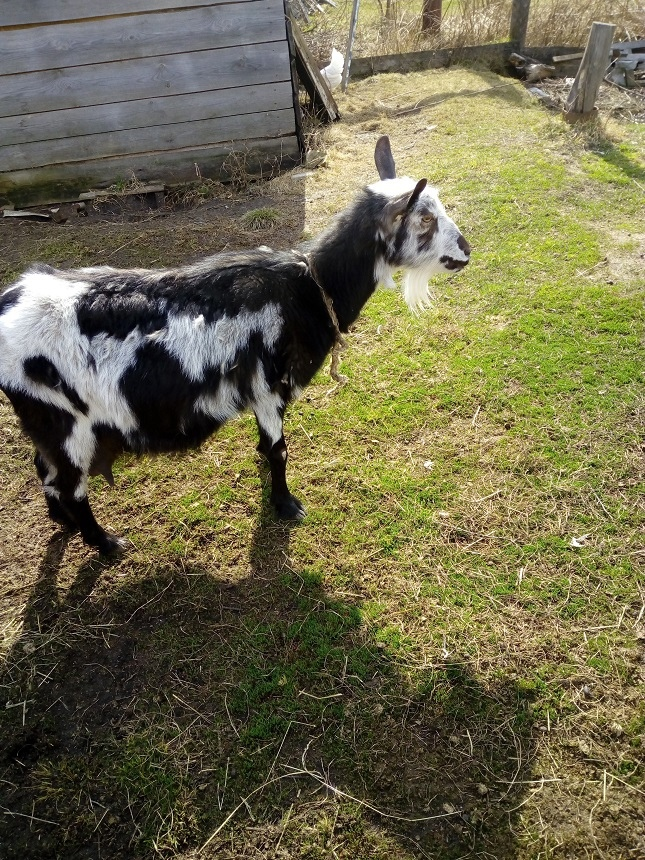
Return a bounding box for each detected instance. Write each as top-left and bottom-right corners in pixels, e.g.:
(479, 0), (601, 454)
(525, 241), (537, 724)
(341, 0), (360, 92)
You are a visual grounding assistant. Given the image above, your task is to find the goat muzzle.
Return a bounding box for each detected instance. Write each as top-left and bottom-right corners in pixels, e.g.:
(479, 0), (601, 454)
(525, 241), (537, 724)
(441, 234), (471, 271)
(440, 255), (469, 271)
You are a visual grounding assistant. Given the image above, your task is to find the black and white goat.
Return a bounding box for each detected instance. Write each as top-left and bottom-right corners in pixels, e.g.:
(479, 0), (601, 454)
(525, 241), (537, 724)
(0, 137), (470, 554)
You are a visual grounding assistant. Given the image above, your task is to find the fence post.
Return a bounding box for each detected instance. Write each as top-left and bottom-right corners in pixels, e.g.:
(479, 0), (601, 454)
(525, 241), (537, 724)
(509, 0), (531, 49)
(341, 0), (361, 91)
(565, 21), (616, 118)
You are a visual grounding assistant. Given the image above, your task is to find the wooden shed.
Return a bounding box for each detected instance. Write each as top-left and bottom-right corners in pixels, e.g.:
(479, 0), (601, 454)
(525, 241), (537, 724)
(0, 0), (303, 206)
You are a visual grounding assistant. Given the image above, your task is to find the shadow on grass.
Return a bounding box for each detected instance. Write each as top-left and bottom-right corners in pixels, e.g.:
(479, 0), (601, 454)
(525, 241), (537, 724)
(598, 140), (645, 184)
(1, 489), (540, 860)
(573, 119), (645, 187)
(341, 67), (528, 127)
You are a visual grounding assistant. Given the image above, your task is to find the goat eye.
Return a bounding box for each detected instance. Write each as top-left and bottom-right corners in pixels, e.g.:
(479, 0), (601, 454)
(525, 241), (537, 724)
(421, 215), (435, 224)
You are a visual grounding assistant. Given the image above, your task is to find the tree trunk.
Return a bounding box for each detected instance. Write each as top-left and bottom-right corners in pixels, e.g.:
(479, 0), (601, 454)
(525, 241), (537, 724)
(509, 0), (531, 48)
(421, 0), (442, 35)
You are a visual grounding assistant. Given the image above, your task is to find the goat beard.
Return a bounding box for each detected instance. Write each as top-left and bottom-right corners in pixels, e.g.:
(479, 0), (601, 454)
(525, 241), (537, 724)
(402, 268), (436, 314)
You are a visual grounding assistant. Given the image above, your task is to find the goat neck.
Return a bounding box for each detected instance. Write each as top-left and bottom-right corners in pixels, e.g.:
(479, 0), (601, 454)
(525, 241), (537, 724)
(305, 191), (384, 333)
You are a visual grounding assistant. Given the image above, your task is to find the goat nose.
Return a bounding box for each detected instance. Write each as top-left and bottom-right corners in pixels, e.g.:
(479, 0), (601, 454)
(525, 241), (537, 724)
(457, 234), (471, 257)
(440, 255), (469, 271)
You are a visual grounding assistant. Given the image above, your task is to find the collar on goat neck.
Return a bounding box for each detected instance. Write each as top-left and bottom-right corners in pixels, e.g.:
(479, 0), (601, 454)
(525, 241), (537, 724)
(305, 255), (347, 384)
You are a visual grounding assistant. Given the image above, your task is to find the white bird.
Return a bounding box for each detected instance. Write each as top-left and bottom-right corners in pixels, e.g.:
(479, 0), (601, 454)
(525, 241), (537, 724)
(321, 48), (344, 90)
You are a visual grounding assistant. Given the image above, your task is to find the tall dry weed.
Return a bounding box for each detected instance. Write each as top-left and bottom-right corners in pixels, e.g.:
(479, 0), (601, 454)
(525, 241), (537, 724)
(307, 0), (643, 59)
(525, 0), (642, 45)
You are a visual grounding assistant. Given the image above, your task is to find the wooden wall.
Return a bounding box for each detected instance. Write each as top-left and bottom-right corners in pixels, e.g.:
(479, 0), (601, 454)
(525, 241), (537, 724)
(0, 0), (301, 206)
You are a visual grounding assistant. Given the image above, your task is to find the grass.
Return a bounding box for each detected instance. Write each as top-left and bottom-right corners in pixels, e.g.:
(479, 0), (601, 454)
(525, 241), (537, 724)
(0, 67), (644, 859)
(239, 207), (281, 231)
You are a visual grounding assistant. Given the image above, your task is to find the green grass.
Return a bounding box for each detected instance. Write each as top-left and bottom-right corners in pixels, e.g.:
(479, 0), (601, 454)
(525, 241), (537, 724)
(239, 206), (281, 231)
(1, 69), (644, 859)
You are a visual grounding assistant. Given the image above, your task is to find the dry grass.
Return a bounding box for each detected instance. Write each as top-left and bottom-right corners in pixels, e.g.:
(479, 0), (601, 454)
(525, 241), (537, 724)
(305, 0), (644, 60)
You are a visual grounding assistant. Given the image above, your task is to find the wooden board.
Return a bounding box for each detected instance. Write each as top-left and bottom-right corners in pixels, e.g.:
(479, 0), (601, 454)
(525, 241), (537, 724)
(284, 14), (305, 160)
(0, 0), (286, 76)
(0, 137), (302, 207)
(290, 18), (339, 121)
(553, 52), (585, 63)
(0, 82), (295, 147)
(2, 110), (297, 171)
(566, 22), (616, 115)
(0, 0), (258, 28)
(0, 0), (302, 206)
(0, 42), (291, 118)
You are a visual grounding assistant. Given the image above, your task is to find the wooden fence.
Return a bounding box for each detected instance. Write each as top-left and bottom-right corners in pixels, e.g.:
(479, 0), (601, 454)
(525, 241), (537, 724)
(0, 0), (302, 206)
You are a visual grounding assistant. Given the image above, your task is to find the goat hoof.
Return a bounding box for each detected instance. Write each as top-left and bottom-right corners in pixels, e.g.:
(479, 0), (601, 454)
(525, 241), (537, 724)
(95, 533), (128, 556)
(274, 495), (306, 521)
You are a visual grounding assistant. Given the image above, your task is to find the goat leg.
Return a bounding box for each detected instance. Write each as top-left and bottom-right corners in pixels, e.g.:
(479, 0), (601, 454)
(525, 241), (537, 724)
(255, 421), (305, 521)
(47, 454), (125, 555)
(60, 494), (126, 555)
(267, 438), (306, 521)
(34, 451), (78, 530)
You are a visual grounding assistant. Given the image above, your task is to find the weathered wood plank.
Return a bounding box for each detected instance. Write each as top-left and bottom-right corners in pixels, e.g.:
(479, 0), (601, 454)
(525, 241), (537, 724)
(290, 18), (339, 121)
(565, 21), (616, 116)
(1, 110), (297, 171)
(0, 0), (258, 28)
(0, 82), (295, 147)
(553, 52), (585, 63)
(0, 0), (286, 76)
(284, 14), (305, 160)
(0, 137), (302, 207)
(341, 0), (360, 90)
(0, 42), (291, 118)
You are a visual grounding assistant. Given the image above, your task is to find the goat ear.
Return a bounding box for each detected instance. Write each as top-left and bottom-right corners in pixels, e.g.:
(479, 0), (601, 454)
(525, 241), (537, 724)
(374, 135), (397, 180)
(406, 178), (427, 210)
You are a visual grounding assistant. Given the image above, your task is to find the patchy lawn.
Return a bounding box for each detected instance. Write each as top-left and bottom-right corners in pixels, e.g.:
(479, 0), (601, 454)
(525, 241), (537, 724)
(1, 68), (644, 860)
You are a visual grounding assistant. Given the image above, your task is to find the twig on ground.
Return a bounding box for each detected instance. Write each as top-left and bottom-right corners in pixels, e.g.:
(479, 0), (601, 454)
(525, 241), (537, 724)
(0, 806), (59, 826)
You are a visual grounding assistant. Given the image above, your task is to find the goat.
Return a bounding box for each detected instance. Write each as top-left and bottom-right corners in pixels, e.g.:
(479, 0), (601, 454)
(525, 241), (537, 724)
(0, 136), (470, 554)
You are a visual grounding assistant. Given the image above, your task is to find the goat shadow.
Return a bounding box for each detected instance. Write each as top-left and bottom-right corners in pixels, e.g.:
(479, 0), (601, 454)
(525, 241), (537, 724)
(0, 472), (541, 860)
